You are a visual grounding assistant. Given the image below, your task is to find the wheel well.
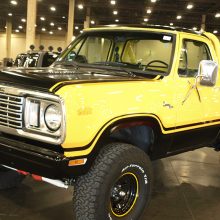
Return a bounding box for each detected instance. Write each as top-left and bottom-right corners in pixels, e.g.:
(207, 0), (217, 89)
(95, 117), (162, 155)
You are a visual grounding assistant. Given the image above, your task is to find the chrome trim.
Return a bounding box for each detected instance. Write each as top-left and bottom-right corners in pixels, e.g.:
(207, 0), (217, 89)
(0, 84), (66, 145)
(0, 104), (22, 113)
(0, 92), (23, 129)
(199, 60), (218, 86)
(25, 98), (62, 138)
(0, 112), (22, 120)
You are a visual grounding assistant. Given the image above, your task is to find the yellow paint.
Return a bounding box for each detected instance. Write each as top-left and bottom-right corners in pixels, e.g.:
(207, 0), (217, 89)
(50, 28), (220, 158)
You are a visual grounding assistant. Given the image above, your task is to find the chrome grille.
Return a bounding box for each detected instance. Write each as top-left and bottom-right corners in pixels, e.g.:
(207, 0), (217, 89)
(0, 93), (23, 129)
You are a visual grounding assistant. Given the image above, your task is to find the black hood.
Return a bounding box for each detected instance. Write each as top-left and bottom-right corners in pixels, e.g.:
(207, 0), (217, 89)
(0, 67), (138, 93)
(0, 68), (138, 92)
(0, 68), (58, 92)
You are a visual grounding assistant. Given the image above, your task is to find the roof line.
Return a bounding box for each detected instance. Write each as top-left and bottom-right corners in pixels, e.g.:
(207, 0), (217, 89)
(88, 24), (204, 35)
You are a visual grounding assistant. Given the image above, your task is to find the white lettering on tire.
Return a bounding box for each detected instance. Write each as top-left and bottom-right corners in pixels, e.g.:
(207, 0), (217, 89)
(108, 213), (113, 220)
(122, 164), (148, 185)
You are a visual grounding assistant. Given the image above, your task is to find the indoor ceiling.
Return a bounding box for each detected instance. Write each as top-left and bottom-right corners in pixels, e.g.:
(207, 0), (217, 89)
(0, 0), (220, 36)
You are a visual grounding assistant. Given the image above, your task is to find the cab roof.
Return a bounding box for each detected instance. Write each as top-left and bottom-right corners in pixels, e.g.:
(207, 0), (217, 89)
(84, 24), (205, 36)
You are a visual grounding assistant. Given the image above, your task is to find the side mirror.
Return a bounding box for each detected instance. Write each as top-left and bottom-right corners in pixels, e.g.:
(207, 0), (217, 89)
(198, 60), (218, 86)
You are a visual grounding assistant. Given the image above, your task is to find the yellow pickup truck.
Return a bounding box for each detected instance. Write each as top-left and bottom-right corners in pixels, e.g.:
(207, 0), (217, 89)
(0, 26), (219, 220)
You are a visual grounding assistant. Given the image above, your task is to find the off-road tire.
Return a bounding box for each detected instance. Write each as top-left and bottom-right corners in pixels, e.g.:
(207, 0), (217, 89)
(73, 142), (153, 220)
(0, 166), (25, 190)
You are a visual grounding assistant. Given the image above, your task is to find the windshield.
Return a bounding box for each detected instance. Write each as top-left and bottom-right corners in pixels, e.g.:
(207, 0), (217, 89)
(58, 31), (175, 75)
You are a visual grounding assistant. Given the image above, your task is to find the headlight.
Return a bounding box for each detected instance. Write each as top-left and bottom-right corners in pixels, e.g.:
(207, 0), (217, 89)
(45, 104), (62, 131)
(25, 97), (64, 139)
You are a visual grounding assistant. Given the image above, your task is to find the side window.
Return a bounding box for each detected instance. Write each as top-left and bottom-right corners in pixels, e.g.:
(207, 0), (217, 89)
(178, 40), (212, 77)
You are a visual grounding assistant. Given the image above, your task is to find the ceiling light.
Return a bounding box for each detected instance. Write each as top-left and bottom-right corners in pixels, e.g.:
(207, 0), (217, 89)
(176, 15), (182, 20)
(144, 18), (149, 22)
(50, 6), (56, 11)
(8, 13), (13, 16)
(151, 0), (157, 2)
(80, 30), (83, 33)
(187, 3), (194, 9)
(62, 16), (66, 19)
(215, 13), (220, 18)
(50, 22), (55, 26)
(111, 0), (116, 5)
(18, 25), (23, 29)
(115, 19), (119, 22)
(213, 30), (218, 34)
(75, 26), (79, 30)
(42, 28), (46, 31)
(147, 9), (152, 14)
(58, 27), (62, 30)
(21, 18), (26, 22)
(10, 0), (17, 5)
(170, 23), (174, 26)
(15, 29), (19, 33)
(35, 24), (37, 27)
(40, 17), (46, 21)
(91, 20), (95, 25)
(78, 4), (84, 9)
(49, 31), (53, 35)
(193, 27), (197, 31)
(113, 10), (118, 15)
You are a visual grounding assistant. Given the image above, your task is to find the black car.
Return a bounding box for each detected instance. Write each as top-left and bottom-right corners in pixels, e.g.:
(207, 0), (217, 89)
(14, 51), (59, 68)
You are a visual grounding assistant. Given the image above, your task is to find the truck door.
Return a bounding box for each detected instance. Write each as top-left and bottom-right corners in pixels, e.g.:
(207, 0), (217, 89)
(196, 37), (220, 144)
(171, 35), (218, 152)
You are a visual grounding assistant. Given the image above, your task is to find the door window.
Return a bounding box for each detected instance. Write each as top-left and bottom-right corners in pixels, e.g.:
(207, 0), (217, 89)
(178, 40), (212, 77)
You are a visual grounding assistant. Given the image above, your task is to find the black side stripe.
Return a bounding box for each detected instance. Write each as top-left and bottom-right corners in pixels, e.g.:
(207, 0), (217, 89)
(52, 79), (152, 93)
(63, 113), (220, 152)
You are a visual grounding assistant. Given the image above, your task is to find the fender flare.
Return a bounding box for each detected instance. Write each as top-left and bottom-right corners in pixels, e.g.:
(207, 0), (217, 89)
(64, 113), (168, 158)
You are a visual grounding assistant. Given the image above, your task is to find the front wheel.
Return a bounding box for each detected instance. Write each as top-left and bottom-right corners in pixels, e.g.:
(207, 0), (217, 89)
(73, 143), (153, 220)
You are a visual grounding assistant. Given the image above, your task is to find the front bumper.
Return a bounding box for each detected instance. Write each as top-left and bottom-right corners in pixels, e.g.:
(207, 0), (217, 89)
(0, 136), (76, 179)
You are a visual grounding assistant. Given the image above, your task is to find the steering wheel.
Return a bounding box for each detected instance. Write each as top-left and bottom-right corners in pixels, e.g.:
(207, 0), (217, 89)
(146, 60), (169, 69)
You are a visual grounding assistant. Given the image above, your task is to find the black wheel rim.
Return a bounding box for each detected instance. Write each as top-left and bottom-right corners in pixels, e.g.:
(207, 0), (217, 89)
(110, 172), (139, 217)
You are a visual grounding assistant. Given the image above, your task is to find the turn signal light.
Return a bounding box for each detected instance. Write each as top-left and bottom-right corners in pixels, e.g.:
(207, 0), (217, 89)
(68, 158), (87, 167)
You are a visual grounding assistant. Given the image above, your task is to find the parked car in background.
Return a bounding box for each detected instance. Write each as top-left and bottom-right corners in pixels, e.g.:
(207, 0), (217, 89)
(14, 51), (59, 68)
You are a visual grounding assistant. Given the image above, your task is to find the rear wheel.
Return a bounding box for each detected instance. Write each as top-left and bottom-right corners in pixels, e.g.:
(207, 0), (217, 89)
(0, 166), (25, 190)
(73, 142), (153, 220)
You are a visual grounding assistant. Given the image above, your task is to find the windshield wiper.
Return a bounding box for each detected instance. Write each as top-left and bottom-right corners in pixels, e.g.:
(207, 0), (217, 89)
(117, 67), (139, 78)
(53, 60), (162, 79)
(92, 61), (128, 67)
(91, 62), (141, 77)
(91, 61), (163, 78)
